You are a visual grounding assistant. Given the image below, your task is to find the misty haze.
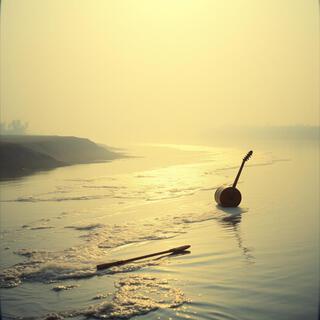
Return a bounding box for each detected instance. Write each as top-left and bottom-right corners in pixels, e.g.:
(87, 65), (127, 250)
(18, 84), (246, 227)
(0, 1), (319, 320)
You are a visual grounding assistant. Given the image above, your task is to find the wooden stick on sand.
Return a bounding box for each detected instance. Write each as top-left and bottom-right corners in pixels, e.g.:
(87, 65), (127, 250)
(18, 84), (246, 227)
(96, 245), (191, 270)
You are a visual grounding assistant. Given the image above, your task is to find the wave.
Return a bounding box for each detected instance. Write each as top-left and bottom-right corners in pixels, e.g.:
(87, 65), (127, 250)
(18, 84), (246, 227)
(51, 284), (79, 292)
(30, 226), (54, 230)
(82, 185), (126, 189)
(0, 251), (169, 290)
(43, 274), (189, 320)
(14, 195), (109, 202)
(5, 193), (145, 202)
(0, 205), (241, 289)
(65, 223), (105, 231)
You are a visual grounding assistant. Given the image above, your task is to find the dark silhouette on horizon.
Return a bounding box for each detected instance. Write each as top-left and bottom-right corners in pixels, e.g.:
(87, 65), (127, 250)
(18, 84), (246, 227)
(0, 120), (28, 135)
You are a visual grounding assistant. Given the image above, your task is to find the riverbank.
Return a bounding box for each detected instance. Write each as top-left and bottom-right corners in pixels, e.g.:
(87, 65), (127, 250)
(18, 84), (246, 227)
(0, 135), (124, 179)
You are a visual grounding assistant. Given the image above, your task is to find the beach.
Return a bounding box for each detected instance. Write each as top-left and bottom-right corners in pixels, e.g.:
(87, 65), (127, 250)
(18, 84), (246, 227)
(0, 139), (319, 320)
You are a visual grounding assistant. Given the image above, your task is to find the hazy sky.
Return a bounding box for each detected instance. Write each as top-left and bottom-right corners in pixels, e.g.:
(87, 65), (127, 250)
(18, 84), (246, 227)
(1, 0), (319, 143)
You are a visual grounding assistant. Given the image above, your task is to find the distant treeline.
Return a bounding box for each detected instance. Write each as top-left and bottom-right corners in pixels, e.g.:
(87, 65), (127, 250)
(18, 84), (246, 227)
(246, 125), (319, 140)
(0, 120), (28, 135)
(208, 125), (319, 140)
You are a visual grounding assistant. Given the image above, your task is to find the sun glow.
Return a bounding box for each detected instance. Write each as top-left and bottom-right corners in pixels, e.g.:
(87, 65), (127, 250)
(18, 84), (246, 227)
(1, 0), (318, 143)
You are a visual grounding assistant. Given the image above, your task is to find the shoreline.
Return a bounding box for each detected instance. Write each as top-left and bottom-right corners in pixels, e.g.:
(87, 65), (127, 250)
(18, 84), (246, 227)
(0, 135), (125, 179)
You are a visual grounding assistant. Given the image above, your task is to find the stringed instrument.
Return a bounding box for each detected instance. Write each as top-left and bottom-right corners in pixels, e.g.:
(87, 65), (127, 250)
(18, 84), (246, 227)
(214, 150), (253, 207)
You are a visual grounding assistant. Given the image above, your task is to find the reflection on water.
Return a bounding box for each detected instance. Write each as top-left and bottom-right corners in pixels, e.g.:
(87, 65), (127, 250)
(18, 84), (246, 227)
(218, 206), (255, 263)
(0, 142), (319, 320)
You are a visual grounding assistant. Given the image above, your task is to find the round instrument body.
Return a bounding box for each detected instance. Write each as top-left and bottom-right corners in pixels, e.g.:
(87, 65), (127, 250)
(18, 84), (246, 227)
(214, 186), (242, 207)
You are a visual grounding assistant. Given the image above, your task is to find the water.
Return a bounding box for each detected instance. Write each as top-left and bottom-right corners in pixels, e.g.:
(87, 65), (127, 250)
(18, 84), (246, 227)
(0, 141), (319, 319)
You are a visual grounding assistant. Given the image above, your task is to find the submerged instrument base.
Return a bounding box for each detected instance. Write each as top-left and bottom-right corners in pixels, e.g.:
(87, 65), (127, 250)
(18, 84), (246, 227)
(214, 186), (242, 207)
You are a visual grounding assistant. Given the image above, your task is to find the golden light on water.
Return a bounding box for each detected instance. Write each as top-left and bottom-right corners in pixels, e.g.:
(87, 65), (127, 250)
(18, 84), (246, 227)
(1, 1), (319, 319)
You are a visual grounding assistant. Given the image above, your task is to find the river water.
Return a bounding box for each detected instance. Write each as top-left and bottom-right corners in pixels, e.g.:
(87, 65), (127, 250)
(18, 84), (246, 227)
(0, 140), (319, 319)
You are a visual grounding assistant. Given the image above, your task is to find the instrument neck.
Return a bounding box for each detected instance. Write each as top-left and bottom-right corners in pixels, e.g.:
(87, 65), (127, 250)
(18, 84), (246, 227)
(232, 160), (245, 189)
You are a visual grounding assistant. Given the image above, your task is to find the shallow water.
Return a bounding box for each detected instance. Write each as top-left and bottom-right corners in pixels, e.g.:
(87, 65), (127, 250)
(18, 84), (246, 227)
(0, 141), (319, 319)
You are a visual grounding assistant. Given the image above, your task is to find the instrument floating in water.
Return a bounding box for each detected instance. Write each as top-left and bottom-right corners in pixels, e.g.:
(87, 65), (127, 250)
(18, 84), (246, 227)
(214, 150), (253, 207)
(96, 245), (191, 270)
